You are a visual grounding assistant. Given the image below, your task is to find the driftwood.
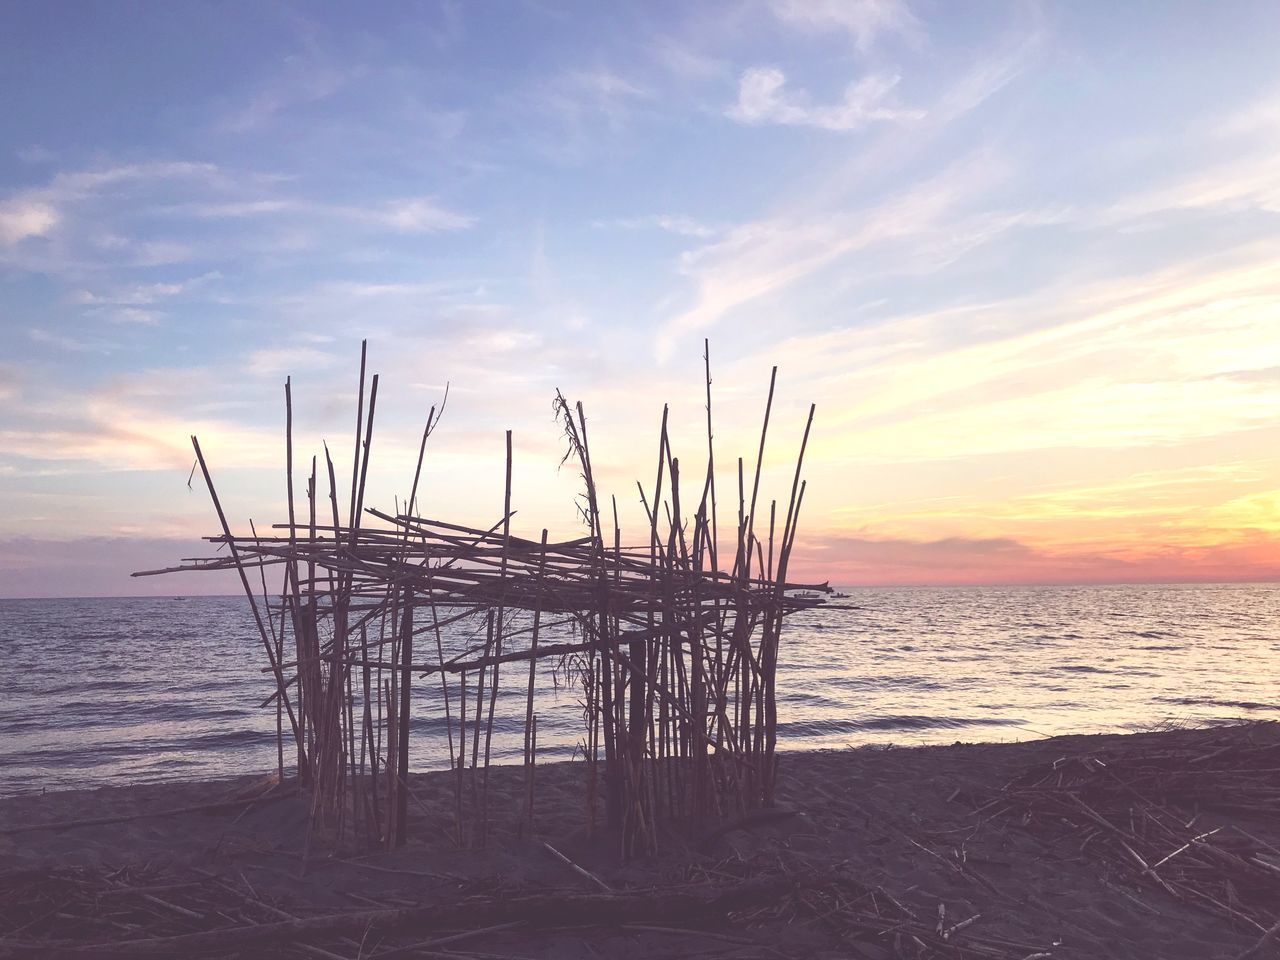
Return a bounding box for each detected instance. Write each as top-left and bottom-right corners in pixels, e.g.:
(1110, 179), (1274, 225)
(0, 786), (297, 836)
(0, 859), (1067, 960)
(975, 721), (1280, 933)
(133, 339), (829, 854)
(0, 877), (795, 958)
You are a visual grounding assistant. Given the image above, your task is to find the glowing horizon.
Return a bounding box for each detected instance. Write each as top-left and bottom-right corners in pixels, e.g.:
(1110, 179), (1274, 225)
(2, 2), (1279, 597)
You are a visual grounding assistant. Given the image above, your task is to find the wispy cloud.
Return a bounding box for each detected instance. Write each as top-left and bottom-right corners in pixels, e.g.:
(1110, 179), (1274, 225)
(0, 162), (224, 273)
(105, 307), (163, 325)
(246, 346), (339, 377)
(766, 0), (923, 52)
(790, 529), (1280, 585)
(73, 271), (222, 307)
(537, 68), (650, 128)
(169, 195), (474, 233)
(0, 199), (59, 246)
(657, 150), (1003, 358)
(727, 67), (923, 131)
(26, 327), (117, 353)
(220, 49), (359, 133)
(47, 161), (223, 195)
(0, 365), (21, 401)
(15, 144), (56, 165)
(524, 67), (652, 162)
(171, 200), (295, 218)
(356, 197), (475, 232)
(597, 213), (719, 238)
(1100, 151), (1280, 224)
(734, 246), (1280, 473)
(650, 35), (729, 81)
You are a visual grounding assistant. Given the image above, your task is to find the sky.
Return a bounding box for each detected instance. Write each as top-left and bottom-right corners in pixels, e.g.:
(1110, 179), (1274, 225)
(2, 0), (1280, 597)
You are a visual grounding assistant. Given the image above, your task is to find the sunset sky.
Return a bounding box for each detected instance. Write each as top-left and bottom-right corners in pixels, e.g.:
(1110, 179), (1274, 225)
(2, 1), (1279, 596)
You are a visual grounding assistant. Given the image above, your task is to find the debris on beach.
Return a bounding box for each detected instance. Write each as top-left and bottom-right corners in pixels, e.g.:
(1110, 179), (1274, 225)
(135, 340), (829, 855)
(973, 721), (1280, 946)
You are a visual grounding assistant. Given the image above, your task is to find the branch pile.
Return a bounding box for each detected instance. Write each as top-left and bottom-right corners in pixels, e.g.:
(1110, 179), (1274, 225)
(0, 861), (1061, 960)
(974, 722), (1280, 936)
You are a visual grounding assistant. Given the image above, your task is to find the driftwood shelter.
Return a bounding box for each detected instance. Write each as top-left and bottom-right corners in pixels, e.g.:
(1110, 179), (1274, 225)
(137, 341), (829, 855)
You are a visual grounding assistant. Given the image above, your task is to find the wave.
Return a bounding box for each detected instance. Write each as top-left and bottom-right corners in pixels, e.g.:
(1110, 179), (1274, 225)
(779, 714), (1025, 736)
(4, 584), (1279, 792)
(1155, 696), (1278, 711)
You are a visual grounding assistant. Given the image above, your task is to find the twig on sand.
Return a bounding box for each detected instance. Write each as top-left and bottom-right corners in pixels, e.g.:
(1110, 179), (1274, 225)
(0, 878), (794, 958)
(541, 841), (612, 892)
(364, 921), (524, 959)
(0, 786), (297, 836)
(1235, 918), (1280, 960)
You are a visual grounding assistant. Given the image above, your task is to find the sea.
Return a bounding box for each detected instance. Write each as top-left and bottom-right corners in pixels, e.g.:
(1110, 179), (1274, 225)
(2, 583), (1277, 797)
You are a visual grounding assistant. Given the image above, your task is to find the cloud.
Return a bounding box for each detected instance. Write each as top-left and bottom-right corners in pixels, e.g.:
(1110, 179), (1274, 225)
(1214, 88), (1280, 140)
(221, 53), (357, 134)
(1208, 366), (1280, 384)
(537, 68), (650, 130)
(767, 0), (922, 51)
(15, 144), (56, 164)
(47, 161), (222, 196)
(933, 32), (1042, 120)
(789, 530), (1280, 586)
(357, 197), (476, 233)
(246, 346), (339, 377)
(0, 199), (59, 245)
(599, 214), (719, 238)
(0, 371), (280, 472)
(171, 195), (474, 234)
(0, 155), (473, 289)
(297, 280), (454, 301)
(1100, 150), (1280, 224)
(172, 200), (295, 218)
(0, 365), (20, 401)
(73, 271), (223, 307)
(650, 36), (728, 81)
(657, 150), (1001, 357)
(727, 67), (923, 131)
(0, 162), (225, 273)
(27, 328), (116, 353)
(523, 68), (652, 162)
(0, 424), (179, 469)
(106, 307), (162, 325)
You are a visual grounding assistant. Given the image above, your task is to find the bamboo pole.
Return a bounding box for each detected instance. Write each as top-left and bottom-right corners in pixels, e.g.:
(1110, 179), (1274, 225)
(480, 430), (514, 843)
(523, 528), (548, 830)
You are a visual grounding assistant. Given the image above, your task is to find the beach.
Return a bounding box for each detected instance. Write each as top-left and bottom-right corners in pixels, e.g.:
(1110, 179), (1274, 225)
(4, 722), (1277, 959)
(5, 4), (1280, 958)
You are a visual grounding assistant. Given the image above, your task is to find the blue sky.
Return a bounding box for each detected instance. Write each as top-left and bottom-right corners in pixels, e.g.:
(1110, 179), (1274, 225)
(3, 1), (1280, 595)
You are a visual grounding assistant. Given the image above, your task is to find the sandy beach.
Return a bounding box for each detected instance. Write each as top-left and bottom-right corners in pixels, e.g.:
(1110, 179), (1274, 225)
(3, 722), (1277, 959)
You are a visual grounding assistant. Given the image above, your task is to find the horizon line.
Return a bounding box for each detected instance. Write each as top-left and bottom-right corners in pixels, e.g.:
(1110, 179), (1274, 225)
(4, 577), (1279, 602)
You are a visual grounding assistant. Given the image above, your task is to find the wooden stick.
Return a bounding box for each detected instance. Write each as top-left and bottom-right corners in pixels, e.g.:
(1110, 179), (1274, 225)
(6, 877), (797, 957)
(541, 840), (612, 891)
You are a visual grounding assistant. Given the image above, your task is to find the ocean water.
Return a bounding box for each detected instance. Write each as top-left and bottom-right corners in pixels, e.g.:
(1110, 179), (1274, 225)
(1, 583), (1277, 796)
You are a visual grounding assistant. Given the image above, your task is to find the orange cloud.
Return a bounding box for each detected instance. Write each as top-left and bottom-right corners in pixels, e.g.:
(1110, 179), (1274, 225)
(789, 530), (1280, 586)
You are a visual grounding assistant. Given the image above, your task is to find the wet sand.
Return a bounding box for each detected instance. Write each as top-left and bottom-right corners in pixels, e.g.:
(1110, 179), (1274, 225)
(3, 723), (1277, 959)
